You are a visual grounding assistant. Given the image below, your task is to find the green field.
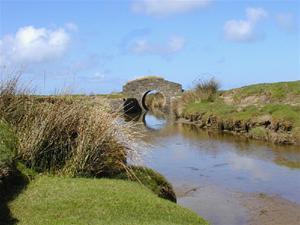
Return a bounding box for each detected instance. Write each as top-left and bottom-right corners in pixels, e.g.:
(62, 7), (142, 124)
(9, 176), (209, 225)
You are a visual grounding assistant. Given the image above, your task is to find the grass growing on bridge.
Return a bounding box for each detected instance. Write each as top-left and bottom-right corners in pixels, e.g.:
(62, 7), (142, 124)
(9, 176), (209, 225)
(126, 76), (164, 83)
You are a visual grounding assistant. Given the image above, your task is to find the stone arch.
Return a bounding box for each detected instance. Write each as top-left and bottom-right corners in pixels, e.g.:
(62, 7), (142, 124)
(122, 77), (183, 112)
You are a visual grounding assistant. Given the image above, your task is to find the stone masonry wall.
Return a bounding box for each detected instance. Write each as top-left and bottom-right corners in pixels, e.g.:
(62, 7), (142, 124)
(122, 77), (183, 110)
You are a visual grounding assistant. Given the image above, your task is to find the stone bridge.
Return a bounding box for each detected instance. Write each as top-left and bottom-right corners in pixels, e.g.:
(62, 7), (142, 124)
(122, 76), (183, 111)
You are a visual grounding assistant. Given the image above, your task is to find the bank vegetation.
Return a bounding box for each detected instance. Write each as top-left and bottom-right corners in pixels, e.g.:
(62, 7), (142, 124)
(172, 79), (300, 145)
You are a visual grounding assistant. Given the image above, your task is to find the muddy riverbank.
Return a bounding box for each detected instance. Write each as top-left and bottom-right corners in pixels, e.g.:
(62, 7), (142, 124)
(176, 115), (299, 146)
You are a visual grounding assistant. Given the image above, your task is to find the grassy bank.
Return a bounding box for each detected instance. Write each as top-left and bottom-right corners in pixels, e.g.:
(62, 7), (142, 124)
(177, 80), (300, 145)
(9, 176), (209, 225)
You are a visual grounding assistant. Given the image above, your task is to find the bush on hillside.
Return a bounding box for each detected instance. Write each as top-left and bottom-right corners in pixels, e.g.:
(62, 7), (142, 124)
(181, 78), (219, 105)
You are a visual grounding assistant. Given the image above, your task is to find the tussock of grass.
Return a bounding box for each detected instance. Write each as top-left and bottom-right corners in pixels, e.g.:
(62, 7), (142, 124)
(181, 78), (219, 106)
(0, 78), (137, 177)
(9, 176), (209, 225)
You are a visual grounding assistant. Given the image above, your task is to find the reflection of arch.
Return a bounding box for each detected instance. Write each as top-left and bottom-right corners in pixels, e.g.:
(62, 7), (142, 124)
(142, 112), (167, 131)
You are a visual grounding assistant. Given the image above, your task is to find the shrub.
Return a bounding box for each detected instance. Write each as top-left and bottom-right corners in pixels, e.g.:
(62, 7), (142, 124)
(194, 78), (220, 102)
(173, 78), (220, 116)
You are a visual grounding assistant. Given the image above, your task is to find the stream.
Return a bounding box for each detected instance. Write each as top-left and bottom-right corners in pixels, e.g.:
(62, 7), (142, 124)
(126, 111), (300, 225)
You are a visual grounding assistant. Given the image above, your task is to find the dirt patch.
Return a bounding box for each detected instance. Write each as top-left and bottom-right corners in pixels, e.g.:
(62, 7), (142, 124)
(240, 193), (300, 225)
(175, 183), (300, 225)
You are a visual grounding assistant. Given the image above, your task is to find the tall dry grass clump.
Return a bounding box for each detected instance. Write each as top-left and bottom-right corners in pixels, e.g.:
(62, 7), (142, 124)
(172, 78), (220, 117)
(181, 78), (220, 104)
(0, 78), (137, 177)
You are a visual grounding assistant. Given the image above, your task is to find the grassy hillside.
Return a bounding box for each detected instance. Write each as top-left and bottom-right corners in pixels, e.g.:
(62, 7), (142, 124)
(180, 81), (300, 144)
(222, 81), (300, 106)
(9, 176), (209, 225)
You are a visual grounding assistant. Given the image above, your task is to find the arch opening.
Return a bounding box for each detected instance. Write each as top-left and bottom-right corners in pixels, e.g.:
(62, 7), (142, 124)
(141, 90), (166, 111)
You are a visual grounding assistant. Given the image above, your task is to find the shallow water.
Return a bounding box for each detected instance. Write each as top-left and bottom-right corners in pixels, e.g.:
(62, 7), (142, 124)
(130, 112), (300, 225)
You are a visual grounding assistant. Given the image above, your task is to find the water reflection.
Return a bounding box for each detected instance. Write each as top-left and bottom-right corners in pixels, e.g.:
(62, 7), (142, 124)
(124, 110), (168, 131)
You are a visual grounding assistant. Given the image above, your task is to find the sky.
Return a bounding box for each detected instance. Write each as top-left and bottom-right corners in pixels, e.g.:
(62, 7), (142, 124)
(0, 0), (299, 94)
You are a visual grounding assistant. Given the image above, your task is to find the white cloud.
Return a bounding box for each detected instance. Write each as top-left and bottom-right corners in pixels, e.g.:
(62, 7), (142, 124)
(131, 0), (211, 16)
(275, 13), (297, 33)
(230, 154), (271, 181)
(223, 7), (268, 42)
(246, 7), (268, 22)
(0, 25), (72, 67)
(128, 36), (185, 55)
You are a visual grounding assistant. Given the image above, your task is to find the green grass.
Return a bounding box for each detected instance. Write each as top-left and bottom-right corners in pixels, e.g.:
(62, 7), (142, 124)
(0, 120), (17, 167)
(9, 176), (209, 225)
(184, 101), (236, 118)
(184, 101), (300, 126)
(230, 81), (300, 103)
(183, 99), (300, 141)
(249, 127), (268, 139)
(116, 166), (176, 202)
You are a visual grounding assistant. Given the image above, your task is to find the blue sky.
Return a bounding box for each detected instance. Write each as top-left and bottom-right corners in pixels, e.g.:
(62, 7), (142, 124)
(0, 0), (299, 94)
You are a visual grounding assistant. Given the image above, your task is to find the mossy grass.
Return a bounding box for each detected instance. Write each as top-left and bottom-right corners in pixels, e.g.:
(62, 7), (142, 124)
(249, 127), (268, 140)
(115, 166), (176, 202)
(9, 176), (209, 225)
